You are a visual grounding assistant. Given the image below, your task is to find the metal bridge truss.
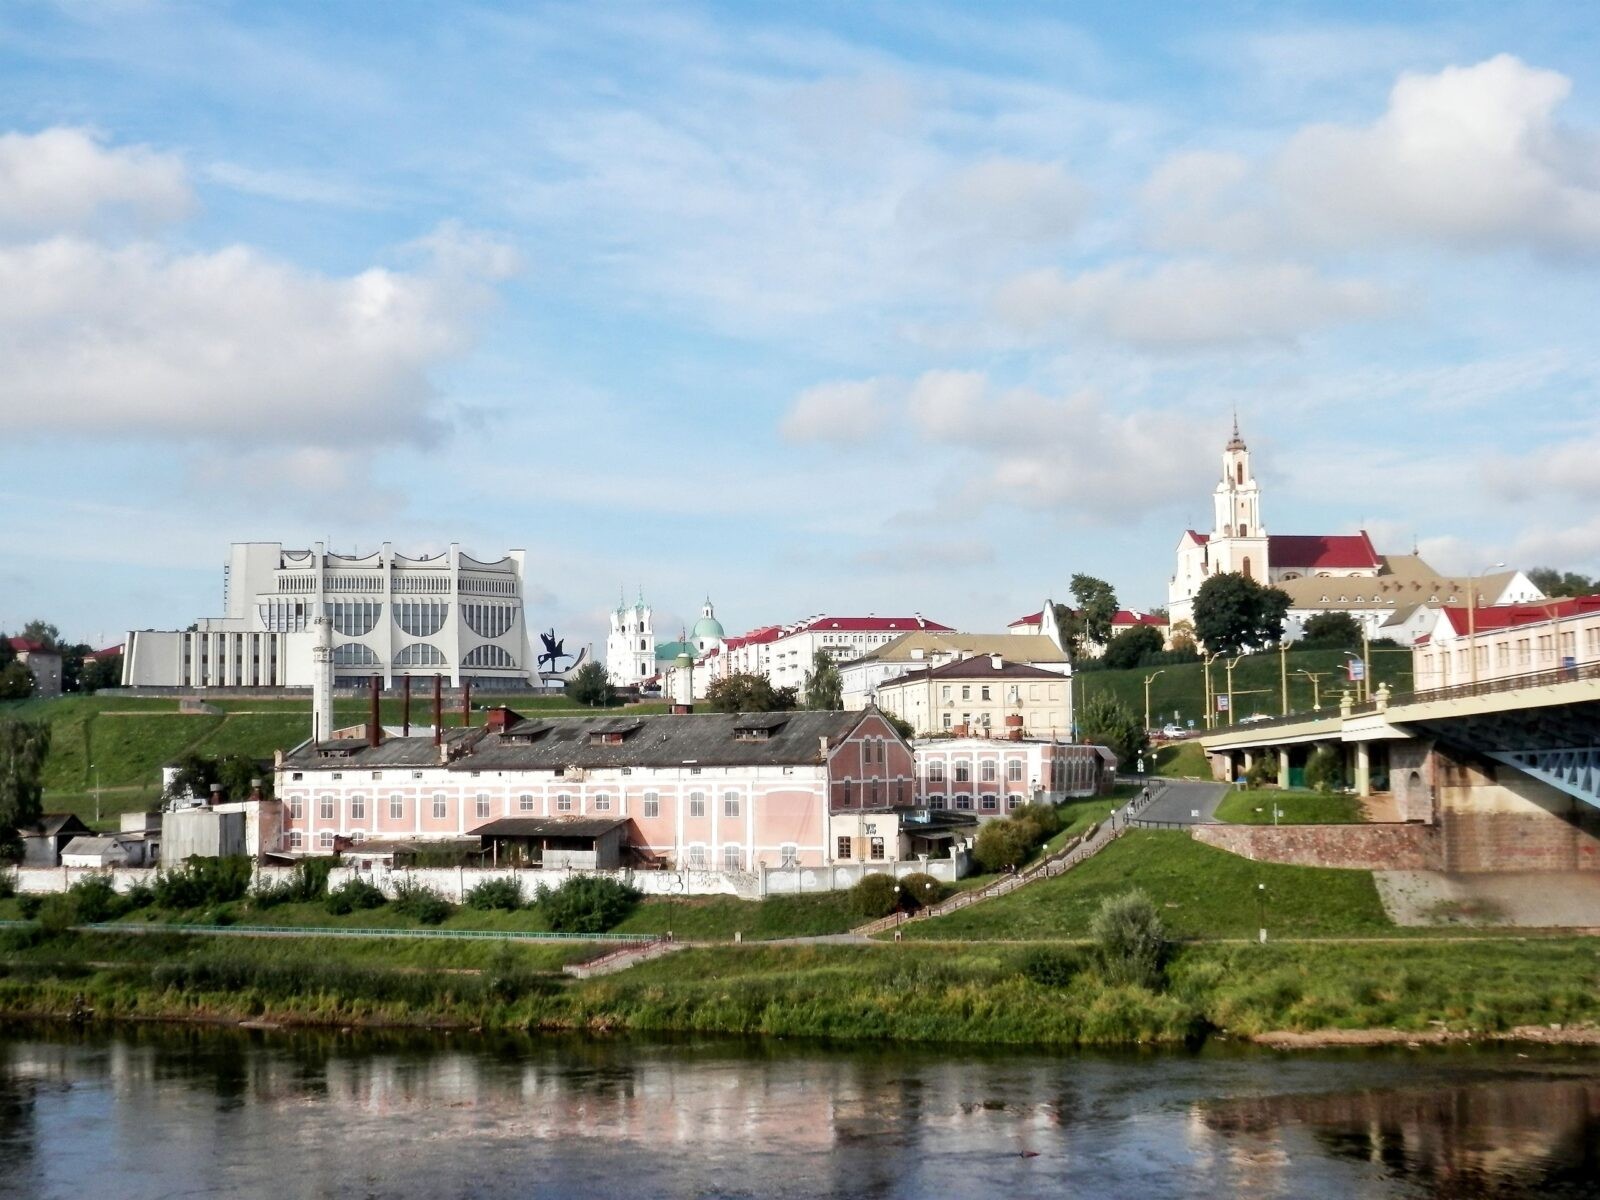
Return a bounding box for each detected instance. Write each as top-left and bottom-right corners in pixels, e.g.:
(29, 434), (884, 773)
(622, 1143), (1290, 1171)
(1485, 747), (1600, 810)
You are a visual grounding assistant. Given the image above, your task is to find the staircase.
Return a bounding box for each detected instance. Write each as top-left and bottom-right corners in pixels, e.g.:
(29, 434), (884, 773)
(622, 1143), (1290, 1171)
(563, 937), (687, 978)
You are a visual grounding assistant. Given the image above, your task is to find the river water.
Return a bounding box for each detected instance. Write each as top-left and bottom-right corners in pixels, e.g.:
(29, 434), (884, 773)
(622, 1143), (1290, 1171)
(1, 1026), (1597, 1199)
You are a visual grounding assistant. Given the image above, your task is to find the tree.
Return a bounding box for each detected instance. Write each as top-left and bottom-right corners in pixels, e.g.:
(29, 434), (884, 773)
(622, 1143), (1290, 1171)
(1193, 572), (1290, 654)
(881, 710), (915, 741)
(0, 662), (30, 701)
(802, 650), (843, 711)
(81, 653), (122, 693)
(1168, 620), (1197, 654)
(1090, 890), (1168, 990)
(565, 661), (615, 707)
(1528, 567), (1597, 598)
(1100, 624), (1164, 670)
(1052, 603), (1085, 662)
(0, 719), (51, 862)
(20, 620), (59, 651)
(973, 819), (1034, 873)
(1299, 611), (1362, 649)
(1070, 574), (1119, 650)
(705, 672), (795, 713)
(1077, 691), (1147, 764)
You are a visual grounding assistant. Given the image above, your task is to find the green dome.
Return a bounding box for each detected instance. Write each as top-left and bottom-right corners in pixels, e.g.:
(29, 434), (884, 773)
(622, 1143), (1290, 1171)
(655, 639), (695, 661)
(692, 614), (725, 642)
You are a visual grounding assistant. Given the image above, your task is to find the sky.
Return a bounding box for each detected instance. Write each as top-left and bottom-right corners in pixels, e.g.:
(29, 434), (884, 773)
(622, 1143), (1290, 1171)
(2, 0), (1599, 653)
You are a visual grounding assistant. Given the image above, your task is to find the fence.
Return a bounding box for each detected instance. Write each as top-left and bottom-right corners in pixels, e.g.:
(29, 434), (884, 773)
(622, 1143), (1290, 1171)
(758, 853), (967, 898)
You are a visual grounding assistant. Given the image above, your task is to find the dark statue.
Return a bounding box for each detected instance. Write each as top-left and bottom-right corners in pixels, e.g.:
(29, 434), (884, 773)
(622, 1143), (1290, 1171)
(538, 629), (575, 673)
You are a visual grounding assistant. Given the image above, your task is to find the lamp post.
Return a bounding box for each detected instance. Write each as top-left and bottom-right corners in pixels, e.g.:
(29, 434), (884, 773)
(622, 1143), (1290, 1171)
(1257, 882), (1267, 944)
(1142, 669), (1165, 733)
(1202, 653), (1219, 729)
(1467, 562), (1505, 685)
(893, 884), (902, 928)
(1294, 668), (1325, 711)
(1224, 655), (1244, 726)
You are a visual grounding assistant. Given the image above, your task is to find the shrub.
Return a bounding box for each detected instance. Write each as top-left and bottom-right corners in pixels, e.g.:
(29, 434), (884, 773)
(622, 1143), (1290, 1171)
(391, 877), (453, 925)
(973, 819), (1033, 873)
(1014, 803), (1062, 844)
(37, 894), (76, 934)
(896, 872), (946, 910)
(850, 873), (900, 919)
(16, 894), (43, 919)
(1090, 890), (1168, 991)
(65, 876), (123, 924)
(154, 856), (253, 910)
(535, 876), (640, 933)
(464, 876), (524, 912)
(123, 881), (155, 910)
(1305, 746), (1342, 793)
(252, 858), (335, 909)
(1022, 946), (1080, 988)
(1245, 757), (1277, 790)
(325, 878), (387, 915)
(0, 871), (15, 900)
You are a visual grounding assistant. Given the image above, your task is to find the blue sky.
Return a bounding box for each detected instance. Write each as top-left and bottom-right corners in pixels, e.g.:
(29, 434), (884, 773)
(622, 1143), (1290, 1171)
(2, 1), (1598, 652)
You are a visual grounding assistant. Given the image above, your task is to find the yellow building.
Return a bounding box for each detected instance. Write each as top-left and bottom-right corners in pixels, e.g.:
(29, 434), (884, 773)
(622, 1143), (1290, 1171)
(873, 654), (1072, 739)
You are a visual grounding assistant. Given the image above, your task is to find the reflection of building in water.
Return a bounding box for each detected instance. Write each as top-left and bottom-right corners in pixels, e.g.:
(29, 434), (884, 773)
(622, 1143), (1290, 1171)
(1199, 1080), (1600, 1189)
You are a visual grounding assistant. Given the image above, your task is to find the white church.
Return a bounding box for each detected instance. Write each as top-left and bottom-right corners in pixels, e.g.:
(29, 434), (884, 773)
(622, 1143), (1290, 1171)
(605, 592), (726, 688)
(1169, 422), (1542, 645)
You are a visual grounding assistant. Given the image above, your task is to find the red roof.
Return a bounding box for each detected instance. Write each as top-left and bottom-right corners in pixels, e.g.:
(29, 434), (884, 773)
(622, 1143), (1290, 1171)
(7, 637), (49, 653)
(1438, 595), (1600, 637)
(87, 644), (124, 658)
(723, 625), (783, 650)
(1008, 611), (1044, 628)
(1267, 532), (1380, 571)
(1184, 530), (1210, 545)
(1111, 610), (1165, 628)
(791, 615), (953, 634)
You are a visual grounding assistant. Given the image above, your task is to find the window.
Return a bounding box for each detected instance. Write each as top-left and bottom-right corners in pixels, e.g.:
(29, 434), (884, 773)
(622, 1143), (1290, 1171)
(390, 794), (404, 820)
(394, 642), (447, 667)
(643, 792), (660, 818)
(942, 713), (952, 729)
(836, 836), (852, 860)
(954, 762), (970, 783)
(941, 686), (951, 701)
(289, 830), (304, 850)
(981, 795), (998, 812)
(432, 794), (447, 820)
(961, 686), (971, 700)
(841, 779), (852, 806)
(476, 793), (491, 819)
(689, 792), (706, 818)
(1008, 761), (1023, 783)
(929, 760), (945, 782)
(722, 844), (742, 871)
(780, 843), (798, 868)
(462, 644), (517, 669)
(290, 796), (304, 820)
(688, 845), (708, 870)
(955, 795), (973, 811)
(291, 772), (303, 781)
(869, 837), (885, 861)
(981, 686), (990, 701)
(351, 794), (366, 820)
(1008, 794), (1023, 811)
(319, 831), (334, 850)
(519, 793), (534, 812)
(319, 795), (334, 820)
(981, 761), (996, 782)
(929, 794), (946, 810)
(723, 792), (740, 818)
(594, 793), (611, 812)
(557, 793), (574, 813)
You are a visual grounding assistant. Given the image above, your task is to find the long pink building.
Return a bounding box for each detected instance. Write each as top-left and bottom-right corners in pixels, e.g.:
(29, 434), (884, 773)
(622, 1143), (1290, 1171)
(274, 706), (915, 871)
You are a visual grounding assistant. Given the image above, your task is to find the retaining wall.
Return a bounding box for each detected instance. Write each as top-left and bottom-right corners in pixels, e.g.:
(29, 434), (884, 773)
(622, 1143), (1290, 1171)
(1191, 822), (1443, 870)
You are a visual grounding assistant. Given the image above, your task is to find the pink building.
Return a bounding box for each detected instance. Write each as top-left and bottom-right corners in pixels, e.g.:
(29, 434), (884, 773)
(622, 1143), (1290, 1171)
(274, 706), (916, 871)
(914, 736), (1117, 818)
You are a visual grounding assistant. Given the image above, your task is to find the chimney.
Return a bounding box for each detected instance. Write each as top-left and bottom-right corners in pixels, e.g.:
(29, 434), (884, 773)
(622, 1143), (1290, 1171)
(248, 777), (263, 802)
(432, 673), (442, 747)
(402, 675), (411, 737)
(486, 706), (520, 732)
(311, 615), (334, 742)
(461, 680), (471, 727)
(208, 783), (223, 807)
(990, 654), (1003, 670)
(367, 675), (383, 747)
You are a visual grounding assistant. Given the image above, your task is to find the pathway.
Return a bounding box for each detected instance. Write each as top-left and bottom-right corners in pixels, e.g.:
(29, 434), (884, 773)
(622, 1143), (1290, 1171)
(1131, 779), (1229, 826)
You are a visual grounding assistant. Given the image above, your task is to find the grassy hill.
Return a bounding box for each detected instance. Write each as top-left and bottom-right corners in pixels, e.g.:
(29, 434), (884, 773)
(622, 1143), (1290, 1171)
(1076, 644), (1412, 731)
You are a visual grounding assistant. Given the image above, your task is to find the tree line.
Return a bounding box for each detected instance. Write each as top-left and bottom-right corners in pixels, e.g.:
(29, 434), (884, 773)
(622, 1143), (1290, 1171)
(0, 619), (121, 700)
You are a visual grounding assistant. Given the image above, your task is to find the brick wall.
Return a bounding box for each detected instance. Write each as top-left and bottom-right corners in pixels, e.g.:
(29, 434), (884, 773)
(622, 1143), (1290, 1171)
(1434, 744), (1600, 872)
(1192, 822), (1443, 870)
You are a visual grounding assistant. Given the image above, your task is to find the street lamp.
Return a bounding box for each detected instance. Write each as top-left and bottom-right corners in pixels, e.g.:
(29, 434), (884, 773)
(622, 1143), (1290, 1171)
(1223, 655), (1244, 726)
(1257, 882), (1267, 944)
(1142, 669), (1165, 733)
(1467, 562), (1505, 685)
(893, 884), (902, 927)
(1293, 668), (1325, 711)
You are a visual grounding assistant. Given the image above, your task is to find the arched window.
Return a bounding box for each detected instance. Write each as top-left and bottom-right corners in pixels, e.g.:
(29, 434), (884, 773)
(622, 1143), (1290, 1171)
(461, 644), (517, 669)
(332, 642), (380, 667)
(1236, 461), (1244, 485)
(395, 642), (447, 666)
(1238, 524), (1248, 538)
(395, 601), (449, 637)
(1243, 556), (1252, 578)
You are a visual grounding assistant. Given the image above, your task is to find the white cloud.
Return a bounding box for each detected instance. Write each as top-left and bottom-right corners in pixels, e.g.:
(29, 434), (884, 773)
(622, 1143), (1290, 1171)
(1511, 515), (1600, 573)
(1486, 433), (1600, 503)
(993, 259), (1390, 349)
(780, 378), (895, 444)
(901, 158), (1089, 244)
(1146, 56), (1600, 257)
(0, 126), (191, 235)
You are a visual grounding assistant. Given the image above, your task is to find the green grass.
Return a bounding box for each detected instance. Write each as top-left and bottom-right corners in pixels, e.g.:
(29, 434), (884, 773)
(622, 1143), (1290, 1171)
(1214, 788), (1367, 824)
(1075, 646), (1408, 732)
(900, 830), (1393, 941)
(1152, 740), (1209, 779)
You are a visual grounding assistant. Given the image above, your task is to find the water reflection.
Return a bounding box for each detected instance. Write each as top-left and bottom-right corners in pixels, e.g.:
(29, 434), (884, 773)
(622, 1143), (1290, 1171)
(1, 1026), (1597, 1199)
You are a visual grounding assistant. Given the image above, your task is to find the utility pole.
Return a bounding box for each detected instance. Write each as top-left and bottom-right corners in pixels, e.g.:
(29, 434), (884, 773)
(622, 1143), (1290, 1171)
(1143, 669), (1165, 733)
(1279, 642), (1288, 715)
(1467, 562), (1505, 686)
(1224, 655), (1244, 726)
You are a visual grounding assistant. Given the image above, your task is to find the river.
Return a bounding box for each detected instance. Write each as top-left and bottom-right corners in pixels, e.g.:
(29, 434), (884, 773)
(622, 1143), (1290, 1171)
(1, 1026), (1597, 1198)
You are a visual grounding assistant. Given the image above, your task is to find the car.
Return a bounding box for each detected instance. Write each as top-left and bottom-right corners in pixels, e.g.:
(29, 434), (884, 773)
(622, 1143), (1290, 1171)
(1237, 713), (1272, 724)
(1160, 723), (1186, 739)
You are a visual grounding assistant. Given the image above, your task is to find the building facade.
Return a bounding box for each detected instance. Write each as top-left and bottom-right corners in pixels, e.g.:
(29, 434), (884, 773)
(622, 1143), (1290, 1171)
(872, 655), (1073, 739)
(839, 631), (1070, 710)
(605, 592), (656, 686)
(123, 542), (533, 689)
(1413, 595), (1600, 690)
(913, 736), (1117, 816)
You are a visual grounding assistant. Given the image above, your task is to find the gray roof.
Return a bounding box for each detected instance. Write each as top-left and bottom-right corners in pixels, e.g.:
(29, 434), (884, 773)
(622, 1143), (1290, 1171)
(877, 657), (1067, 690)
(60, 835), (129, 856)
(284, 709), (876, 773)
(22, 813), (92, 837)
(468, 816), (629, 839)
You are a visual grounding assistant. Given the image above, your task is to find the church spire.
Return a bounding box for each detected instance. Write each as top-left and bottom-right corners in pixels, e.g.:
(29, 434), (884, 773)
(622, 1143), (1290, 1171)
(1227, 405), (1245, 451)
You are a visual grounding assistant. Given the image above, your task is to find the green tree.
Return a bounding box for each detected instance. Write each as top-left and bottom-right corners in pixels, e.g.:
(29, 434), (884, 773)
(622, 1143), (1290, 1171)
(535, 876), (639, 932)
(880, 710), (915, 741)
(1299, 611), (1362, 649)
(20, 620), (60, 651)
(1052, 603), (1085, 662)
(850, 873), (900, 917)
(802, 650), (843, 711)
(0, 662), (31, 701)
(973, 819), (1034, 873)
(80, 653), (123, 693)
(1090, 890), (1168, 990)
(1193, 572), (1290, 654)
(704, 672), (796, 713)
(1168, 620), (1197, 653)
(1528, 567), (1597, 598)
(1305, 745), (1343, 793)
(0, 719), (51, 861)
(1100, 624), (1164, 670)
(565, 661), (615, 707)
(1077, 691), (1147, 765)
(1070, 574), (1120, 649)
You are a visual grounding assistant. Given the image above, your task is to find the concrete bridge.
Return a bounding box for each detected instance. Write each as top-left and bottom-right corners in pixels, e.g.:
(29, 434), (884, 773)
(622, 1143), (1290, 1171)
(1199, 664), (1600, 872)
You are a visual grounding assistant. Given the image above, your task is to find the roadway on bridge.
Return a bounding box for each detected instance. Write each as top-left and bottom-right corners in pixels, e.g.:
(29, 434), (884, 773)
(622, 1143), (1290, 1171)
(1134, 779), (1229, 825)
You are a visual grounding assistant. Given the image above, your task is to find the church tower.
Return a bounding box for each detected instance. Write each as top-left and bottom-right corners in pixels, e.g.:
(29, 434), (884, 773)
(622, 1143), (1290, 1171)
(605, 587), (655, 686)
(1207, 418), (1269, 583)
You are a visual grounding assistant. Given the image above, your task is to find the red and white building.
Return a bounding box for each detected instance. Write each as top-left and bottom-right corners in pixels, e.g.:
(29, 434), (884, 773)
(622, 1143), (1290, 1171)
(914, 736), (1117, 817)
(274, 706), (922, 872)
(1008, 604), (1166, 656)
(1413, 595), (1600, 690)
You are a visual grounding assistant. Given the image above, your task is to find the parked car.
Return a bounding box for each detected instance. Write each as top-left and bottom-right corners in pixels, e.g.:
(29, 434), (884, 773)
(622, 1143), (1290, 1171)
(1237, 713), (1272, 724)
(1160, 723), (1186, 739)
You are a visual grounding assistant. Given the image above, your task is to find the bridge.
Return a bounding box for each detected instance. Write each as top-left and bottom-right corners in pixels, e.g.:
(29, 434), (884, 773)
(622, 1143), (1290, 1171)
(1198, 664), (1600, 872)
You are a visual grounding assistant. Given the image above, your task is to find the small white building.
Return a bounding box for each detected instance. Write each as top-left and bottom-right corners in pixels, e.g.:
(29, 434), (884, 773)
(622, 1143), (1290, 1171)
(60, 834), (152, 869)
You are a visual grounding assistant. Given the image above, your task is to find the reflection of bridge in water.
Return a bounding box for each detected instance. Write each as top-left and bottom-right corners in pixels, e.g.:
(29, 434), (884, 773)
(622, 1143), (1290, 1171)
(1201, 667), (1600, 871)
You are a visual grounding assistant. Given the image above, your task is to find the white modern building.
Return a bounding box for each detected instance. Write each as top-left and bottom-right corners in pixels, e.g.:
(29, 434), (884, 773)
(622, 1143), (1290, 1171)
(122, 542), (533, 689)
(838, 630), (1070, 710)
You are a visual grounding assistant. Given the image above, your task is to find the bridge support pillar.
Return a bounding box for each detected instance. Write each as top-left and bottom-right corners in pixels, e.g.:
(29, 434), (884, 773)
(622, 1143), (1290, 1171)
(1355, 742), (1371, 798)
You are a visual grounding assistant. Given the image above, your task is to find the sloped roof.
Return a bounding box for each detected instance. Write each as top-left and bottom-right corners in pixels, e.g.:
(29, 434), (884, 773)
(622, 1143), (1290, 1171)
(1275, 555), (1515, 612)
(1008, 611), (1043, 628)
(1267, 532), (1381, 571)
(847, 631), (1067, 666)
(1437, 594), (1600, 637)
(723, 625), (783, 650)
(22, 813), (92, 837)
(468, 816), (629, 840)
(791, 615), (953, 634)
(60, 835), (130, 857)
(877, 657), (1067, 690)
(1111, 610), (1166, 628)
